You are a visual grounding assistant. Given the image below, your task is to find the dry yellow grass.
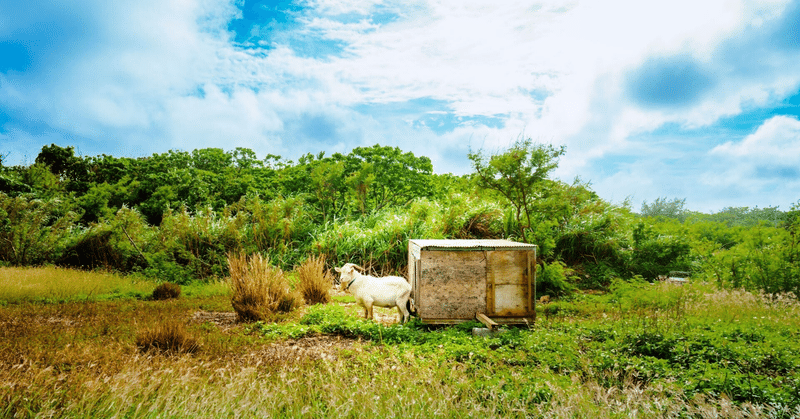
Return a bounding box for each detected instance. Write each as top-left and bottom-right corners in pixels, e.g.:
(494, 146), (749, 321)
(135, 320), (200, 354)
(296, 254), (333, 305)
(2, 268), (798, 418)
(227, 252), (302, 322)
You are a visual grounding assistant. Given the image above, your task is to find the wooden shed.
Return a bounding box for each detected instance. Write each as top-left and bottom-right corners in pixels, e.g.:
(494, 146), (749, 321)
(407, 239), (537, 325)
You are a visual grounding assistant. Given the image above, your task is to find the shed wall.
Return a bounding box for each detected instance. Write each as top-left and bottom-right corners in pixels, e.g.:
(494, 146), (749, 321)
(418, 250), (486, 320)
(486, 250), (533, 316)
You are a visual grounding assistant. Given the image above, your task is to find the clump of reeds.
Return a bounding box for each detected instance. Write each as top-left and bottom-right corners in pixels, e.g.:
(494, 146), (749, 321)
(151, 282), (181, 300)
(227, 252), (303, 322)
(296, 254), (333, 305)
(135, 321), (200, 355)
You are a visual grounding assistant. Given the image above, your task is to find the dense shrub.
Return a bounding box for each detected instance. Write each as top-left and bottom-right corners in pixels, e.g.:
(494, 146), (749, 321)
(627, 222), (692, 280)
(536, 260), (576, 298)
(0, 193), (78, 265)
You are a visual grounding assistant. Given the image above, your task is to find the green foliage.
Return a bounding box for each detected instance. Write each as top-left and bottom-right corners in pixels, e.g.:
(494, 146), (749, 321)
(2, 142), (800, 303)
(348, 144), (433, 212)
(0, 193), (78, 265)
(469, 137), (566, 242)
(312, 207), (425, 274)
(627, 221), (692, 280)
(536, 261), (576, 298)
(640, 197), (689, 221)
(697, 223), (800, 297)
(697, 206), (787, 227)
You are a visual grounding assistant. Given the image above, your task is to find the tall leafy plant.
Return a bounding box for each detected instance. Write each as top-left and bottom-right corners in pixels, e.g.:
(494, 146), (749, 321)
(0, 193), (78, 265)
(468, 137), (565, 243)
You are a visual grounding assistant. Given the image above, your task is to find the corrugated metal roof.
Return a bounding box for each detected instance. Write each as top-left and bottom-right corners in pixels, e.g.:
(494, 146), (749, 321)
(410, 239), (537, 250)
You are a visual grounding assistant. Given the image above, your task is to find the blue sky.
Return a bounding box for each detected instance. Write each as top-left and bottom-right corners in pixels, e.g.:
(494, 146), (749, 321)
(2, 0), (800, 212)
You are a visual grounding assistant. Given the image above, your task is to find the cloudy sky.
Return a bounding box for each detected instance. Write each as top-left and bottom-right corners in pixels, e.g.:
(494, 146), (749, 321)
(2, 0), (799, 212)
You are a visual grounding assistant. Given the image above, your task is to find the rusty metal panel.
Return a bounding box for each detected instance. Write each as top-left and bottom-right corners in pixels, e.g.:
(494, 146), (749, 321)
(418, 250), (487, 320)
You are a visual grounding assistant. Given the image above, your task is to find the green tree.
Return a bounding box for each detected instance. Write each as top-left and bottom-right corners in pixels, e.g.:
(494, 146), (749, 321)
(310, 160), (346, 222)
(468, 137), (566, 243)
(640, 197), (689, 221)
(347, 145), (433, 212)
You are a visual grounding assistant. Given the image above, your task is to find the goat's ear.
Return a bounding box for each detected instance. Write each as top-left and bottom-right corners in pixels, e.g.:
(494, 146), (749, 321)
(334, 267), (342, 273)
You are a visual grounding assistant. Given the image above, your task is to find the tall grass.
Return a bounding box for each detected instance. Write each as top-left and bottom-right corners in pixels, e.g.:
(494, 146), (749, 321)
(227, 252), (302, 322)
(0, 266), (153, 304)
(296, 254), (333, 305)
(3, 283), (800, 418)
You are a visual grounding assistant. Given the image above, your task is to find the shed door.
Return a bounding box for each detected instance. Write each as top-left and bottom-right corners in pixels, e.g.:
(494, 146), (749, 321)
(486, 250), (534, 316)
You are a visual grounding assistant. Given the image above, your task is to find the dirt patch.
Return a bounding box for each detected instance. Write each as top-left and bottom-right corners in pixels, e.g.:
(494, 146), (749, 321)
(191, 310), (237, 330)
(340, 302), (402, 325)
(247, 335), (361, 364)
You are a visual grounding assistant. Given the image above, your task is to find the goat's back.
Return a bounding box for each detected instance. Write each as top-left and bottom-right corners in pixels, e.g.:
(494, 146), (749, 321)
(350, 274), (411, 306)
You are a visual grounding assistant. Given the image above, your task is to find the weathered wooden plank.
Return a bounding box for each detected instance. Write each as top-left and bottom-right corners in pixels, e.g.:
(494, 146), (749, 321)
(487, 250), (530, 315)
(476, 312), (498, 330)
(486, 250), (528, 285)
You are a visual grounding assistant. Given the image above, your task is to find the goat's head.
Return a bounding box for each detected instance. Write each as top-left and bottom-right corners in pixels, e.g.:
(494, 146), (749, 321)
(334, 263), (365, 290)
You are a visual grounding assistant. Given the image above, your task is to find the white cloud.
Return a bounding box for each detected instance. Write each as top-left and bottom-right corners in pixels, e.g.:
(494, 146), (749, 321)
(713, 115), (800, 157)
(3, 0), (800, 211)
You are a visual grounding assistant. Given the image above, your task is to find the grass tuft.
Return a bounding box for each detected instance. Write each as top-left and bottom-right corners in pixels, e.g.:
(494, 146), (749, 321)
(135, 321), (200, 355)
(227, 252), (302, 322)
(296, 254), (333, 305)
(151, 282), (181, 300)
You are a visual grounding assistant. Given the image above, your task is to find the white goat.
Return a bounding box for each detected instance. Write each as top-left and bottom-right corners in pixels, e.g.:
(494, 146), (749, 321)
(335, 263), (413, 324)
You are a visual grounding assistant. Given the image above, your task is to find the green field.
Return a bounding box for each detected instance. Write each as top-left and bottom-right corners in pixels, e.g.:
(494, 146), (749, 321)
(2, 267), (799, 418)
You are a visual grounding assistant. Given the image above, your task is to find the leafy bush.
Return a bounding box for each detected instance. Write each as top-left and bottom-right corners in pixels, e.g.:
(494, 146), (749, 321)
(627, 221), (692, 280)
(536, 261), (575, 298)
(697, 223), (800, 298)
(0, 193), (78, 265)
(312, 208), (425, 274)
(151, 282), (181, 300)
(228, 252), (301, 322)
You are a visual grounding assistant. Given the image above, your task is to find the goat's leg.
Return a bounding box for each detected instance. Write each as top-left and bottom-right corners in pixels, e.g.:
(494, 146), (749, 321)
(396, 304), (410, 324)
(397, 291), (412, 324)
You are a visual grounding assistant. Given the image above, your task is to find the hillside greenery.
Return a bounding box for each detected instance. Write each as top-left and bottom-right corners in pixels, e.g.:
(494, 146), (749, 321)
(1, 142), (799, 298)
